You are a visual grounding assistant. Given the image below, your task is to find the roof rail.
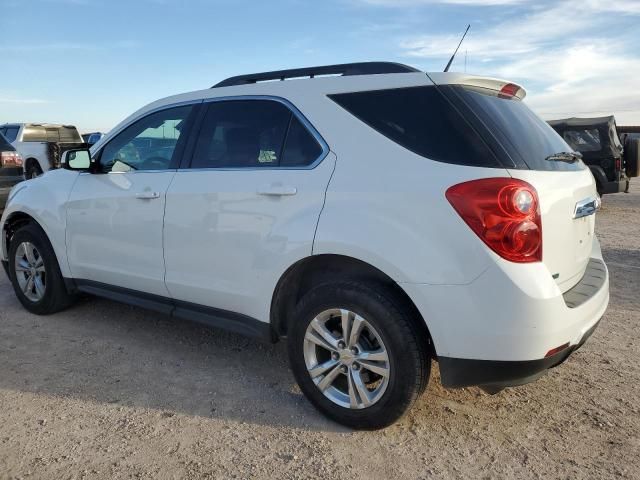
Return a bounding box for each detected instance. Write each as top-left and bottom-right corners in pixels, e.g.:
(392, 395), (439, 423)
(211, 62), (420, 88)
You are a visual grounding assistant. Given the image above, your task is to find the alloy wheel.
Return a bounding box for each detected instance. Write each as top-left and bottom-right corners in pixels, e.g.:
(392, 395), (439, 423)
(14, 241), (46, 302)
(303, 308), (390, 409)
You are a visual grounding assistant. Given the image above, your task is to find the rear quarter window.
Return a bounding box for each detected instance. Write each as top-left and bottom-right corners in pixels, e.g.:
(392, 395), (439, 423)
(329, 86), (501, 168)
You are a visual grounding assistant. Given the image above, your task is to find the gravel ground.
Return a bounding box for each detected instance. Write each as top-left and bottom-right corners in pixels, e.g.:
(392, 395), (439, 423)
(0, 183), (639, 480)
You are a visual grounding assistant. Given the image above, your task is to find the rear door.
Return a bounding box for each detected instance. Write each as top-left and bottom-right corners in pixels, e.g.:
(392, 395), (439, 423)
(163, 98), (334, 321)
(433, 77), (598, 291)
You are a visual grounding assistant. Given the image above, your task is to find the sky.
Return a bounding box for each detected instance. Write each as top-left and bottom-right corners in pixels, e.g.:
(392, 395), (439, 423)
(1, 0), (639, 132)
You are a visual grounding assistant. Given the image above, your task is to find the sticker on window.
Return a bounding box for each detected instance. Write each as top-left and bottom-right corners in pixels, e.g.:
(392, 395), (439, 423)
(258, 150), (277, 163)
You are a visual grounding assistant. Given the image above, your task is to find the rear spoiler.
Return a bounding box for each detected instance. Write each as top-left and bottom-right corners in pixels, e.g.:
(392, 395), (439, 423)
(426, 72), (526, 100)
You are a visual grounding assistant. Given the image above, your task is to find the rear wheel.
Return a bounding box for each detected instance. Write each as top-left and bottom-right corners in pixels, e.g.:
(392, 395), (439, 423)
(8, 223), (73, 314)
(25, 161), (43, 179)
(288, 281), (430, 429)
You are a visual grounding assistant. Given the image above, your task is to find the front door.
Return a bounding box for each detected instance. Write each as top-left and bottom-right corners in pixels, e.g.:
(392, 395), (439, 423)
(65, 104), (196, 296)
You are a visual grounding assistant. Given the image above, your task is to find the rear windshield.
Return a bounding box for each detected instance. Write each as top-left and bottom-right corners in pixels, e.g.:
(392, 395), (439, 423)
(329, 86), (501, 168)
(446, 86), (586, 171)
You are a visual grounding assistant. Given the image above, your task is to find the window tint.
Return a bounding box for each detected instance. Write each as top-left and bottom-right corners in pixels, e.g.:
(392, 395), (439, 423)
(562, 129), (601, 152)
(1, 127), (19, 143)
(281, 116), (323, 167)
(99, 105), (193, 173)
(329, 86), (500, 167)
(0, 131), (12, 148)
(449, 86), (586, 171)
(192, 100), (292, 169)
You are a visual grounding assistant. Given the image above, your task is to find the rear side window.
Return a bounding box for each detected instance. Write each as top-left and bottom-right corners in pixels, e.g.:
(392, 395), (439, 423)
(329, 86), (500, 167)
(562, 129), (601, 152)
(0, 131), (13, 149)
(191, 100), (323, 169)
(281, 116), (323, 167)
(1, 127), (19, 142)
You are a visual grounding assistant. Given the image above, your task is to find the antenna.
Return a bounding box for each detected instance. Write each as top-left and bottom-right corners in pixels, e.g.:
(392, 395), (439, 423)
(444, 24), (470, 73)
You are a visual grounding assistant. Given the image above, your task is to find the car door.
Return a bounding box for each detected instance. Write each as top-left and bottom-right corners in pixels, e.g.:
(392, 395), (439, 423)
(65, 104), (197, 296)
(163, 98), (335, 322)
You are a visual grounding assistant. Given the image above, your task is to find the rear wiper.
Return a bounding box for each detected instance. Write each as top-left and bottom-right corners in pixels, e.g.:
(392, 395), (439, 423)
(545, 151), (583, 163)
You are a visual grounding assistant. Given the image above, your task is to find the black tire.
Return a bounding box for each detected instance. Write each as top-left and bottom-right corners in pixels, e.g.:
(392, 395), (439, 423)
(288, 281), (430, 430)
(7, 222), (73, 315)
(624, 138), (640, 178)
(25, 161), (43, 180)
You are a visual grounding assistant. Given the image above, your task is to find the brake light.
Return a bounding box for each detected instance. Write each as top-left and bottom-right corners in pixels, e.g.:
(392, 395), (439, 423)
(498, 83), (521, 99)
(0, 151), (23, 168)
(446, 178), (542, 263)
(545, 343), (569, 358)
(615, 158), (621, 171)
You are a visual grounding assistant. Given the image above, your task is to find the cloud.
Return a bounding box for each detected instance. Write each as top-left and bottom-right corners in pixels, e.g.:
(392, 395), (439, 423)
(357, 0), (524, 5)
(394, 0), (640, 123)
(0, 97), (49, 105)
(0, 41), (138, 53)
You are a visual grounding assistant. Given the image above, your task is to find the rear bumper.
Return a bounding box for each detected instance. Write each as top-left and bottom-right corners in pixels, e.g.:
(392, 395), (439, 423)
(438, 317), (600, 389)
(601, 178), (628, 194)
(401, 238), (609, 388)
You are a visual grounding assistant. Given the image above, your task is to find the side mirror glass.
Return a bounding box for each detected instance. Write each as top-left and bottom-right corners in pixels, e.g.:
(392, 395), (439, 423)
(63, 149), (92, 170)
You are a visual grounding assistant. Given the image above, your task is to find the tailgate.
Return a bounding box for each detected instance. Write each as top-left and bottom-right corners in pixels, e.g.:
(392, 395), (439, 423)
(508, 168), (597, 291)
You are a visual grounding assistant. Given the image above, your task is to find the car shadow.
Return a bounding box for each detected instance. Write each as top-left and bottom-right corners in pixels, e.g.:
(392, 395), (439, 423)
(0, 276), (349, 433)
(602, 246), (640, 311)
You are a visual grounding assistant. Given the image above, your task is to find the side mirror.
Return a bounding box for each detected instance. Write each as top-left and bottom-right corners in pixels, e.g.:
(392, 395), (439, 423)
(62, 149), (92, 171)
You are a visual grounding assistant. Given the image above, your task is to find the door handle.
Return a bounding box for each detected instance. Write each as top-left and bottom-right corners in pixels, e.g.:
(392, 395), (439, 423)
(257, 185), (297, 196)
(135, 191), (161, 200)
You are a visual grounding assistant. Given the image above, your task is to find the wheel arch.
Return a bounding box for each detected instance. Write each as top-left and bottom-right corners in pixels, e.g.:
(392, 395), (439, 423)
(270, 253), (436, 356)
(2, 211), (38, 258)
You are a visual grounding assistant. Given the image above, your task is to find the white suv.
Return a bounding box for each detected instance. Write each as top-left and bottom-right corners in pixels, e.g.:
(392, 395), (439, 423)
(0, 63), (609, 429)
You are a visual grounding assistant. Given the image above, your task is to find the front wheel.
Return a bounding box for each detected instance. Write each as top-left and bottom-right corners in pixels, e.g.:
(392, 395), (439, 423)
(8, 223), (73, 314)
(288, 281), (430, 429)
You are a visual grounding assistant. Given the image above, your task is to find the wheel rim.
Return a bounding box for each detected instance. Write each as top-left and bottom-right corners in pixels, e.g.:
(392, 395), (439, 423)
(14, 242), (46, 302)
(303, 308), (390, 410)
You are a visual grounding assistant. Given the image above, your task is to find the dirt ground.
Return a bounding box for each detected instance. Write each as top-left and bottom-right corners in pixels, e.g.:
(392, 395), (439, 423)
(0, 184), (639, 480)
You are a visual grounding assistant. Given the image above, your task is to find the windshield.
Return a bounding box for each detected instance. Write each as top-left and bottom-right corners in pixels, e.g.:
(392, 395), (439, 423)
(446, 86), (586, 172)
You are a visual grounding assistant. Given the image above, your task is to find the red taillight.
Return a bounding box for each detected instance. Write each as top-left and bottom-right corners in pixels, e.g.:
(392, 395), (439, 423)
(446, 178), (542, 263)
(0, 151), (23, 168)
(498, 83), (521, 99)
(545, 343), (570, 358)
(615, 158), (621, 171)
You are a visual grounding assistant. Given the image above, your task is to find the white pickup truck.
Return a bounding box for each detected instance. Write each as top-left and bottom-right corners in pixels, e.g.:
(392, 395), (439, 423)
(0, 123), (85, 179)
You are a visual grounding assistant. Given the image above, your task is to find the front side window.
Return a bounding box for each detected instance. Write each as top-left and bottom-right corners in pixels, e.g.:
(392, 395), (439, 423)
(99, 105), (193, 173)
(191, 100), (323, 169)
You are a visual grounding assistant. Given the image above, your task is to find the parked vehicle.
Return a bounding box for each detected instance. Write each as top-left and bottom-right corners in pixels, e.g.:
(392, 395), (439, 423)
(0, 132), (24, 213)
(0, 123), (85, 179)
(82, 132), (105, 146)
(0, 62), (609, 429)
(548, 116), (637, 195)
